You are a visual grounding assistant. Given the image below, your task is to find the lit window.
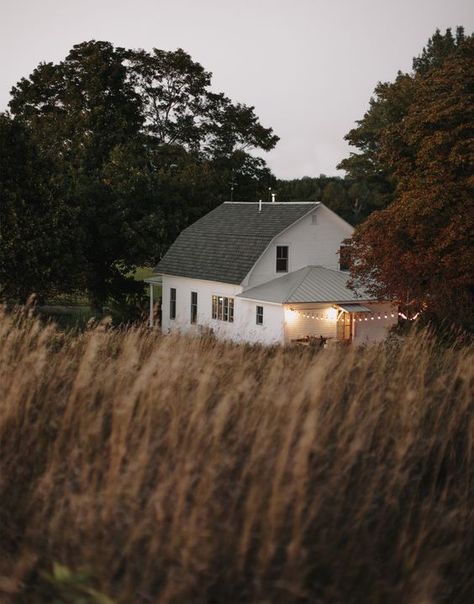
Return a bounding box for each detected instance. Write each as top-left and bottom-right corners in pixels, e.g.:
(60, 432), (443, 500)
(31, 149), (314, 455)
(190, 291), (197, 324)
(170, 288), (176, 320)
(212, 295), (234, 322)
(276, 246), (288, 272)
(256, 305), (264, 325)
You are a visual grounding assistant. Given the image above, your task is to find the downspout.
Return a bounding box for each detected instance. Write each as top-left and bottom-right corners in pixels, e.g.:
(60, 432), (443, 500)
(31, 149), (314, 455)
(149, 283), (154, 328)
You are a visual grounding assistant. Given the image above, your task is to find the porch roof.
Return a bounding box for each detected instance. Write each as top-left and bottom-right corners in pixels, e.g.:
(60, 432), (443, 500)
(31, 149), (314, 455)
(338, 303), (372, 313)
(237, 266), (374, 305)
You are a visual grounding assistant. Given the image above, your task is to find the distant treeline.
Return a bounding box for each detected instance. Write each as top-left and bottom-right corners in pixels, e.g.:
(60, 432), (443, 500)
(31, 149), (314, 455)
(275, 175), (376, 225)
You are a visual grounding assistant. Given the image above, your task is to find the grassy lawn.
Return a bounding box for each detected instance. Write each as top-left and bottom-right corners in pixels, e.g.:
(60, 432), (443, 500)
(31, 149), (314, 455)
(133, 266), (156, 281)
(40, 267), (161, 328)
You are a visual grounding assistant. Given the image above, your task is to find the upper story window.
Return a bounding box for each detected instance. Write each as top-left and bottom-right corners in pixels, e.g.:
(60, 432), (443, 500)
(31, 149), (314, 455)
(339, 244), (352, 271)
(190, 291), (198, 324)
(212, 295), (234, 322)
(170, 287), (176, 320)
(256, 305), (264, 325)
(276, 245), (289, 272)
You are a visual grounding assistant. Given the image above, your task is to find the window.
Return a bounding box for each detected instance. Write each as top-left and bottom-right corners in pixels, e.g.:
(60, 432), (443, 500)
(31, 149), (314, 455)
(212, 295), (234, 322)
(276, 245), (289, 272)
(190, 291), (198, 324)
(339, 244), (352, 271)
(170, 288), (176, 320)
(256, 305), (264, 325)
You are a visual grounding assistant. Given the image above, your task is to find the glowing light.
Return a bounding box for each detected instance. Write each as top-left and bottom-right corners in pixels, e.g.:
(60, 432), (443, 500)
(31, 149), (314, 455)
(327, 308), (337, 321)
(285, 308), (298, 324)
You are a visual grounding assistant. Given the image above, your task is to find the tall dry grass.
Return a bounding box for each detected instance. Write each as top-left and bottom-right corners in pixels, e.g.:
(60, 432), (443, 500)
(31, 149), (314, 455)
(0, 307), (473, 604)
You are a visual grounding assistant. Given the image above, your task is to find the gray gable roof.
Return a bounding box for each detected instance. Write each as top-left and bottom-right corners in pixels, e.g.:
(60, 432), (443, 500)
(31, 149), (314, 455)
(154, 202), (319, 284)
(237, 266), (374, 304)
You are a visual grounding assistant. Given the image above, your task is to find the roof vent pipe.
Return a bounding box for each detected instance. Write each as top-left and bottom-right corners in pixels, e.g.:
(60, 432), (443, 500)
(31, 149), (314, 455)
(271, 192), (276, 203)
(258, 199), (262, 212)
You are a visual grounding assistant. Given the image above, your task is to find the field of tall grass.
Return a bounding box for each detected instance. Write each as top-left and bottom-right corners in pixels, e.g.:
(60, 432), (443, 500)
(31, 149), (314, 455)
(0, 307), (473, 604)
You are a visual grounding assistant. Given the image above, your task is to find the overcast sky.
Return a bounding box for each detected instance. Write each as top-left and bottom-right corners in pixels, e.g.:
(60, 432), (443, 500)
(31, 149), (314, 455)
(1, 0), (473, 179)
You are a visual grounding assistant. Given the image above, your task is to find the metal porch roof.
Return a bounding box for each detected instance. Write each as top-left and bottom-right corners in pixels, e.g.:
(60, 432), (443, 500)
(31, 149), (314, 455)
(237, 266), (374, 304)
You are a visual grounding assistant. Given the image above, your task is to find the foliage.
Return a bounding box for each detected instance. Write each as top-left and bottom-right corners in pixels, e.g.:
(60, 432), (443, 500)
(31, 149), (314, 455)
(0, 310), (473, 603)
(0, 114), (76, 302)
(39, 563), (115, 604)
(413, 26), (467, 74)
(275, 175), (353, 223)
(128, 47), (278, 157)
(348, 37), (474, 329)
(5, 41), (278, 310)
(338, 28), (470, 219)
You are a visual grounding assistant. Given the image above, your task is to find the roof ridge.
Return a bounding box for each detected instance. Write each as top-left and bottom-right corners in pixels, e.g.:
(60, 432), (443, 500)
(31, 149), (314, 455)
(307, 265), (349, 276)
(283, 266), (313, 304)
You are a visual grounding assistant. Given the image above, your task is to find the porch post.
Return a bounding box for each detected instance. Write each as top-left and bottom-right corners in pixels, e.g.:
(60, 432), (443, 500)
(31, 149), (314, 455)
(149, 283), (154, 328)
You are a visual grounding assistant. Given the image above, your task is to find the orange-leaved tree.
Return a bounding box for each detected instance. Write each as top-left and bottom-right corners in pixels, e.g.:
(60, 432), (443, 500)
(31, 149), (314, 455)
(349, 37), (474, 329)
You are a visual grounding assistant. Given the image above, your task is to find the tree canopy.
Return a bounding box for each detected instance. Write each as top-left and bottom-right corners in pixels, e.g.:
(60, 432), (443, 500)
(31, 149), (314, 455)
(348, 36), (474, 329)
(2, 41), (278, 310)
(338, 28), (468, 221)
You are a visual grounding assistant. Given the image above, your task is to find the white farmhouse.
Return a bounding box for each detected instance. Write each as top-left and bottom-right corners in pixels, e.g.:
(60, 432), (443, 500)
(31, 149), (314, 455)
(146, 201), (397, 346)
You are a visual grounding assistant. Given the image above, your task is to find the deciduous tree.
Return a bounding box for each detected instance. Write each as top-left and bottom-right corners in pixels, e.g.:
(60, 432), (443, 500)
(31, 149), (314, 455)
(338, 28), (468, 220)
(0, 114), (76, 302)
(7, 41), (278, 311)
(349, 38), (474, 329)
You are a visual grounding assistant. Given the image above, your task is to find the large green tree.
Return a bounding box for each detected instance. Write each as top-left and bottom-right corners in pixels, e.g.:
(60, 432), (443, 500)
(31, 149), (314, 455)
(9, 41), (146, 311)
(7, 41), (278, 311)
(0, 114), (75, 302)
(348, 37), (474, 329)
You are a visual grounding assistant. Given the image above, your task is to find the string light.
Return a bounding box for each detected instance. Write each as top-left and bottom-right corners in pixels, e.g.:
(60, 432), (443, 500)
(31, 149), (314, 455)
(290, 309), (399, 322)
(398, 311), (421, 321)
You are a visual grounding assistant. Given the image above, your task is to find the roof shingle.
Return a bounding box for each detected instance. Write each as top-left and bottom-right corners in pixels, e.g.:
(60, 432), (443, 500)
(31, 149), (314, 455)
(154, 202), (319, 284)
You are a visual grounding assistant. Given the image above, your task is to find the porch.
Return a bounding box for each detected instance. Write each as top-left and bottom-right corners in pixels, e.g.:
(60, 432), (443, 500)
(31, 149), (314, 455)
(284, 303), (394, 346)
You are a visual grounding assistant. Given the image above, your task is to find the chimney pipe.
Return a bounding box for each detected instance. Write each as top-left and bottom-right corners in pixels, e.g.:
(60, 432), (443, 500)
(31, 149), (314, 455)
(271, 192), (276, 203)
(258, 199), (262, 212)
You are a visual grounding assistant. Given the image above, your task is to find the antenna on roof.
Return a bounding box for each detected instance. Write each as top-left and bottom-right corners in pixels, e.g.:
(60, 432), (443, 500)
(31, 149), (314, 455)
(230, 168), (235, 201)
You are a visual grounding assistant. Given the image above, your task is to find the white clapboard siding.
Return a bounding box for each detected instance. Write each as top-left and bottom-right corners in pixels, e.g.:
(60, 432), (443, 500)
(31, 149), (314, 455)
(284, 305), (337, 343)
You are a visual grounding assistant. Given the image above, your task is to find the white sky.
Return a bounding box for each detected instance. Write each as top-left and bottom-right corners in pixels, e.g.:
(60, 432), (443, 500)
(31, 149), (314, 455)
(1, 0), (473, 178)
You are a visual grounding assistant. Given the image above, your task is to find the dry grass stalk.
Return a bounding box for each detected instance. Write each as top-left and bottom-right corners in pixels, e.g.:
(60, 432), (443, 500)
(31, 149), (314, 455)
(0, 308), (473, 603)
